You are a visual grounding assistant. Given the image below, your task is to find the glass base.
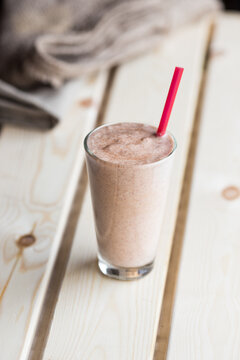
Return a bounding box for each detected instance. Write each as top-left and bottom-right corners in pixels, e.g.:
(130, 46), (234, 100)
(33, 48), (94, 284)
(98, 255), (154, 280)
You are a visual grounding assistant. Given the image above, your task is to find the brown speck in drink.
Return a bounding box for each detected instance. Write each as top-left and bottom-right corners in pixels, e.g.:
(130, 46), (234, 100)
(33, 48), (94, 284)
(17, 234), (36, 248)
(222, 186), (239, 201)
(79, 98), (93, 108)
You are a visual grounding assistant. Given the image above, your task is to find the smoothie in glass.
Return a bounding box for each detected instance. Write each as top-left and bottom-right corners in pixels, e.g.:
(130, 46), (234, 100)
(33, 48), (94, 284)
(84, 122), (176, 280)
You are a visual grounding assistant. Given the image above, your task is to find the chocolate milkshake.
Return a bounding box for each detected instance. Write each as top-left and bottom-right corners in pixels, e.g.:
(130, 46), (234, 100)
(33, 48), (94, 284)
(84, 122), (176, 280)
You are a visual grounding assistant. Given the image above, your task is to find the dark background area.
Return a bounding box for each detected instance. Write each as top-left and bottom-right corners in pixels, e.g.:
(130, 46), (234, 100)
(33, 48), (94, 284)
(223, 0), (240, 9)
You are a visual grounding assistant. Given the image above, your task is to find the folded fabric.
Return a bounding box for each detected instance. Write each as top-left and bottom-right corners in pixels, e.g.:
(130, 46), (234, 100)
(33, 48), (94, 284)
(0, 0), (221, 129)
(0, 80), (58, 129)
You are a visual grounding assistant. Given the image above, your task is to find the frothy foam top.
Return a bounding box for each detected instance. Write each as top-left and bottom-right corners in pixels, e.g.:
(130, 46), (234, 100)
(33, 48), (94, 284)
(87, 123), (175, 165)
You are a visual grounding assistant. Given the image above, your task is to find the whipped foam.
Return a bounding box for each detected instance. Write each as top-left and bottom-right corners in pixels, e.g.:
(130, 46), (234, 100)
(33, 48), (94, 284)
(87, 123), (175, 165)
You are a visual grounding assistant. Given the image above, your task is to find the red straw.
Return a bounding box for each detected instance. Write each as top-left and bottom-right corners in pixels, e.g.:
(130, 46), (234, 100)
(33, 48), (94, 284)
(157, 67), (184, 136)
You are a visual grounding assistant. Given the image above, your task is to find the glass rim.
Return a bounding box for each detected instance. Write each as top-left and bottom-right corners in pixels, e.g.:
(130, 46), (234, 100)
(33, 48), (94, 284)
(84, 122), (177, 168)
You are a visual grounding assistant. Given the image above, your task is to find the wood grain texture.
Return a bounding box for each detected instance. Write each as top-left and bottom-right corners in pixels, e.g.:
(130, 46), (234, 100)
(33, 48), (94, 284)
(167, 14), (240, 360)
(0, 73), (108, 360)
(28, 70), (116, 360)
(43, 18), (210, 360)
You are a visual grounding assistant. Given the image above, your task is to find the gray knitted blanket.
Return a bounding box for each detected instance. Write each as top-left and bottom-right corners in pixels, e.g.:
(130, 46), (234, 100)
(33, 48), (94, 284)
(0, 0), (221, 129)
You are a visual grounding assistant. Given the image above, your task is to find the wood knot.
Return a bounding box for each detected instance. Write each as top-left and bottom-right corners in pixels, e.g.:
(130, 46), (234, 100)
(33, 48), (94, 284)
(78, 98), (93, 108)
(210, 48), (225, 59)
(17, 234), (36, 248)
(222, 186), (239, 201)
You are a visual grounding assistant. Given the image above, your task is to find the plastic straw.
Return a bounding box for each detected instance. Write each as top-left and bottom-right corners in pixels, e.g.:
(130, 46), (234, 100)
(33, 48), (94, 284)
(157, 67), (184, 136)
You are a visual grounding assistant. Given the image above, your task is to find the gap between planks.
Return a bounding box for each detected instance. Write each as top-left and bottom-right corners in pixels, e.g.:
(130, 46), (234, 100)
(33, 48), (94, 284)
(28, 69), (117, 360)
(153, 21), (215, 360)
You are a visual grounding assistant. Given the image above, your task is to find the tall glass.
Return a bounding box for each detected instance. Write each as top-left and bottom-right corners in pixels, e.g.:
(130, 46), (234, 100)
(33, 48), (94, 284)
(84, 123), (177, 280)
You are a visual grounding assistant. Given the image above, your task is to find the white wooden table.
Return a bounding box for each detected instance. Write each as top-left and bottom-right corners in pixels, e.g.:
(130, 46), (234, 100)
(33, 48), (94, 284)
(0, 13), (239, 360)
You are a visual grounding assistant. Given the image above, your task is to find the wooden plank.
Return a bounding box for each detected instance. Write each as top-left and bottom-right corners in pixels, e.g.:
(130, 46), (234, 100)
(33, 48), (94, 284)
(0, 73), (108, 360)
(153, 24), (214, 359)
(43, 18), (210, 360)
(167, 13), (240, 359)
